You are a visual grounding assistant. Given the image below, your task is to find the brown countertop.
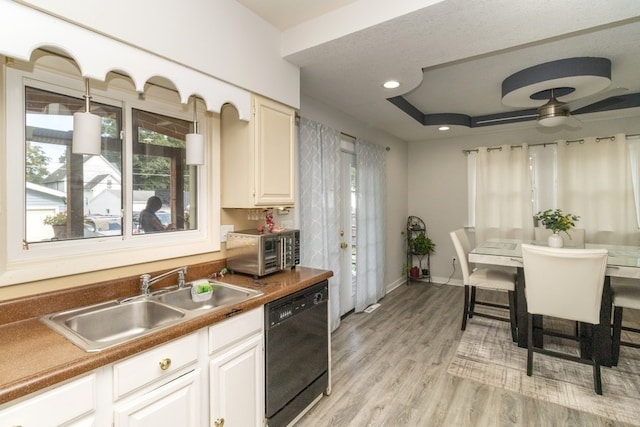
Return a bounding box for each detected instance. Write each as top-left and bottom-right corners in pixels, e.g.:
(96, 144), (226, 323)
(0, 266), (332, 405)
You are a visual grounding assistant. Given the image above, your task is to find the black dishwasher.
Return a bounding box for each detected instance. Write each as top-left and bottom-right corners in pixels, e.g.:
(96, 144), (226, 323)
(265, 280), (329, 427)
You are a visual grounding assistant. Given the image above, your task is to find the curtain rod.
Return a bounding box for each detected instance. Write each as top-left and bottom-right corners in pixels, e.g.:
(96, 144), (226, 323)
(462, 133), (640, 154)
(295, 113), (356, 140)
(295, 113), (391, 152)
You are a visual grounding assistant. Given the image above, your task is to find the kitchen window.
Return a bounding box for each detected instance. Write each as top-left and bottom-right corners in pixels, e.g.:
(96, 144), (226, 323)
(2, 58), (219, 286)
(24, 86), (123, 243)
(131, 109), (197, 234)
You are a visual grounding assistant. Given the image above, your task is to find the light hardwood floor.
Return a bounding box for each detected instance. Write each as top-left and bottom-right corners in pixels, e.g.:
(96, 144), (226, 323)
(296, 283), (637, 427)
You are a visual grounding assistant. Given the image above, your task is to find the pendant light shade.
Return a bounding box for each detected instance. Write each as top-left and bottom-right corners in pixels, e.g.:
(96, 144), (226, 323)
(186, 133), (204, 165)
(72, 79), (102, 155)
(186, 96), (204, 165)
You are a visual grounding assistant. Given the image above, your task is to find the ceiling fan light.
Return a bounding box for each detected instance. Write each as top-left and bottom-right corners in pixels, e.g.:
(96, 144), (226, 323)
(538, 115), (569, 127)
(537, 96), (570, 127)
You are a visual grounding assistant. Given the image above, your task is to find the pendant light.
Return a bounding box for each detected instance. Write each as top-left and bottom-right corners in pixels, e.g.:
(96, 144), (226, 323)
(72, 78), (102, 155)
(186, 96), (204, 165)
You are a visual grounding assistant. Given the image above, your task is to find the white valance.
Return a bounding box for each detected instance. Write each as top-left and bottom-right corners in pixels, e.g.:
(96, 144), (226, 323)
(0, 0), (251, 120)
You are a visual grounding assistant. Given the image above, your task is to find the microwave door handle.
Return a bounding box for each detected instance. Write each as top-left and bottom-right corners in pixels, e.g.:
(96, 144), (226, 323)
(280, 237), (285, 269)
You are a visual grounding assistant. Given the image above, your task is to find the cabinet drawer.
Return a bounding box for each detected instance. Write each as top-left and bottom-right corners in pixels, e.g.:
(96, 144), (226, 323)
(113, 333), (198, 399)
(0, 374), (95, 426)
(209, 306), (263, 354)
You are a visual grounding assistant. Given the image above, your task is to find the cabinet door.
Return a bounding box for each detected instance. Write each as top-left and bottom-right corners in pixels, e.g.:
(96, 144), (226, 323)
(114, 369), (200, 427)
(253, 96), (295, 206)
(210, 333), (264, 427)
(0, 374), (96, 427)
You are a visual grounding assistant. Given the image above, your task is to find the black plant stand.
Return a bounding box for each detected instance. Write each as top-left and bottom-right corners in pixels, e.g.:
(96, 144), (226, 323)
(406, 216), (431, 283)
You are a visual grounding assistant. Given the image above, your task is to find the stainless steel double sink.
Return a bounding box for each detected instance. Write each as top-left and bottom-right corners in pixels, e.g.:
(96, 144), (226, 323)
(41, 281), (262, 352)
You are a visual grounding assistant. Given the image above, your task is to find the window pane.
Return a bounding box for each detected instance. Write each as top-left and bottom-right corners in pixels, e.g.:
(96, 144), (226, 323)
(132, 109), (197, 234)
(529, 145), (557, 215)
(25, 86), (123, 242)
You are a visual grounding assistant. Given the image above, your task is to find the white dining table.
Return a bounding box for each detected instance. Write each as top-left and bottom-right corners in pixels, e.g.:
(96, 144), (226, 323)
(469, 238), (640, 366)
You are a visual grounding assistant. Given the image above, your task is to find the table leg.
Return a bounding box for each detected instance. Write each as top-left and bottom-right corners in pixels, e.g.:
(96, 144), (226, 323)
(516, 267), (527, 348)
(580, 276), (612, 367)
(516, 266), (543, 349)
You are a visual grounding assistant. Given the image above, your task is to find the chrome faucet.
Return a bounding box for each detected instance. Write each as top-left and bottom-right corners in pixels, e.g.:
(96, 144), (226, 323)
(140, 266), (187, 296)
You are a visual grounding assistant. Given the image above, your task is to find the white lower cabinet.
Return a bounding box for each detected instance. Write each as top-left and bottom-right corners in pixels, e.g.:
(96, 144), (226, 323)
(113, 368), (201, 427)
(209, 307), (265, 427)
(112, 334), (199, 399)
(0, 373), (97, 427)
(2, 308), (265, 427)
(111, 332), (202, 427)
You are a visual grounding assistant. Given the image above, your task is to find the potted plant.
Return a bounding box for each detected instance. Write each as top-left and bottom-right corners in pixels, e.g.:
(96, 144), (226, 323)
(534, 209), (580, 248)
(43, 212), (68, 238)
(410, 233), (436, 277)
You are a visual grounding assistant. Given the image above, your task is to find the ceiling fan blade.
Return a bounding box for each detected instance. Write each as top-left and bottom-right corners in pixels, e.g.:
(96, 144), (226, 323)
(565, 114), (582, 128)
(475, 113), (537, 125)
(566, 87), (628, 112)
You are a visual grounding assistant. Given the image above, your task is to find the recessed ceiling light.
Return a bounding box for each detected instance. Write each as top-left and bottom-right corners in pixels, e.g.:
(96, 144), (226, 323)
(383, 80), (400, 89)
(438, 126), (451, 131)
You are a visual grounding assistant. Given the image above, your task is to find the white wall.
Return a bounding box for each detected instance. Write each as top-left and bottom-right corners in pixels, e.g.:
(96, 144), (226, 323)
(299, 95), (409, 292)
(19, 0), (300, 108)
(409, 113), (640, 285)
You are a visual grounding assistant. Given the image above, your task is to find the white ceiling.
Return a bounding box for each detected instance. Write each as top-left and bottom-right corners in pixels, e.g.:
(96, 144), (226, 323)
(237, 0), (640, 142)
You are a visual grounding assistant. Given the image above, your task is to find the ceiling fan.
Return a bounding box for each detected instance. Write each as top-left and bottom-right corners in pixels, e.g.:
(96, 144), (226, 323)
(475, 86), (629, 127)
(535, 87), (628, 127)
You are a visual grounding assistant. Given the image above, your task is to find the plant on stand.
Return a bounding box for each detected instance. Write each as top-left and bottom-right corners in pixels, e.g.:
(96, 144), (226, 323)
(409, 232), (436, 277)
(534, 209), (580, 248)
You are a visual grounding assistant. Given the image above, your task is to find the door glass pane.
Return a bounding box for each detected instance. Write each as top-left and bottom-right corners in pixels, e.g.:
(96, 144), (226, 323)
(132, 109), (197, 234)
(25, 86), (123, 242)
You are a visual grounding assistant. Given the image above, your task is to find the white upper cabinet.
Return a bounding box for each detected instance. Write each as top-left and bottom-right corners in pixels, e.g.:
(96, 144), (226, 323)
(221, 95), (295, 208)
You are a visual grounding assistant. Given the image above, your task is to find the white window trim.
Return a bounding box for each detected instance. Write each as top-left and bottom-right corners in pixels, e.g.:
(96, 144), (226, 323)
(1, 64), (220, 286)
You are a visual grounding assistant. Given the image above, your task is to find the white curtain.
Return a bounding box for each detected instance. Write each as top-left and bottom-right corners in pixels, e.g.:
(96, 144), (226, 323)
(557, 134), (639, 245)
(298, 117), (342, 331)
(475, 144), (533, 245)
(628, 136), (640, 227)
(354, 138), (386, 312)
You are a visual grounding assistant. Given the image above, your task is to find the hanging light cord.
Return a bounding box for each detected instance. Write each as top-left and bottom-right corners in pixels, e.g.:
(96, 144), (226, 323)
(192, 96), (199, 133)
(83, 78), (92, 113)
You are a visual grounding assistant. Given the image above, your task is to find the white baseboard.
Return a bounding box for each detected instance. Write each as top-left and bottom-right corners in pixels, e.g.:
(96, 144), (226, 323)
(431, 276), (463, 287)
(386, 276), (406, 293)
(386, 276), (463, 294)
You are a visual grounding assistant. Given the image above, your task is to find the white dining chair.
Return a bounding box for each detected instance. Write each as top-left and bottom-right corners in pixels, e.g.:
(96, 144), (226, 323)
(611, 277), (640, 366)
(533, 227), (585, 246)
(521, 244), (608, 395)
(449, 229), (517, 341)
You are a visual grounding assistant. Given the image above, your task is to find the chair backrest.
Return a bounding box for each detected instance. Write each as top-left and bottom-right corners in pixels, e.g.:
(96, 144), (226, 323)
(521, 244), (608, 324)
(450, 229), (472, 284)
(534, 227), (585, 246)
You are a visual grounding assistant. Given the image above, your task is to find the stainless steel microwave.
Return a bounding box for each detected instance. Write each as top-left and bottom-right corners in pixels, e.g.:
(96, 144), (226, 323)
(226, 229), (300, 277)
